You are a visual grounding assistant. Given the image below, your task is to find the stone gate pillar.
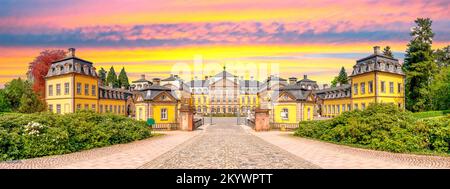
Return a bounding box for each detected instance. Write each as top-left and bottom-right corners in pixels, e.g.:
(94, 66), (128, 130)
(179, 106), (194, 131)
(255, 108), (270, 131)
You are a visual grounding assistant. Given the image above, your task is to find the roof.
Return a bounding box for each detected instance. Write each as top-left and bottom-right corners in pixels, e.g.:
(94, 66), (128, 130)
(239, 80), (261, 88)
(314, 84), (351, 94)
(214, 70), (235, 78)
(132, 78), (152, 83)
(136, 85), (178, 101)
(46, 55), (97, 78)
(187, 79), (209, 87)
(161, 75), (178, 81)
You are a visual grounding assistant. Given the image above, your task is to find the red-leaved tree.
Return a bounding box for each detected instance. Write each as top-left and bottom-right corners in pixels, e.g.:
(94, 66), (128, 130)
(29, 50), (67, 98)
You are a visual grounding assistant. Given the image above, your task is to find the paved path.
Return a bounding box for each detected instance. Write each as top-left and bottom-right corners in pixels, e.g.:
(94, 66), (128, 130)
(2, 117), (450, 169)
(247, 126), (450, 169)
(0, 130), (201, 169)
(141, 118), (318, 169)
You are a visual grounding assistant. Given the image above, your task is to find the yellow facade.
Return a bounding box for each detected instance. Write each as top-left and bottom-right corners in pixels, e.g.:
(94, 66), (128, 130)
(46, 74), (74, 114)
(351, 71), (404, 110)
(322, 98), (352, 117)
(152, 104), (177, 123)
(274, 103), (297, 123)
(98, 99), (126, 115)
(303, 103), (315, 121)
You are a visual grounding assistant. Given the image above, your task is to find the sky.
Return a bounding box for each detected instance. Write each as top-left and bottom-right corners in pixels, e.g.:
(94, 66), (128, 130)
(0, 0), (449, 87)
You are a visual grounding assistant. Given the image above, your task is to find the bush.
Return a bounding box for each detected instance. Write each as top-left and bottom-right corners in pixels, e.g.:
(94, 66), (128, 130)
(0, 111), (151, 161)
(294, 104), (450, 154)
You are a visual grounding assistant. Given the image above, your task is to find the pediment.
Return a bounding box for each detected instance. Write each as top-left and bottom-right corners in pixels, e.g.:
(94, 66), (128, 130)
(153, 91), (177, 102)
(277, 91), (296, 102)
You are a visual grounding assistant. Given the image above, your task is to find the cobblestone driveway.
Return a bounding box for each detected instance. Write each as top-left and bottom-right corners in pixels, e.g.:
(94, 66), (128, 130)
(141, 118), (319, 169)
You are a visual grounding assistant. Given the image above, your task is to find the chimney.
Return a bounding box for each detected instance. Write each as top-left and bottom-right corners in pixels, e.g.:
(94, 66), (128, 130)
(140, 74), (146, 80)
(323, 84), (328, 89)
(289, 77), (297, 84)
(174, 74), (178, 78)
(250, 76), (254, 80)
(374, 46), (381, 54)
(68, 48), (76, 57)
(205, 76), (209, 80)
(303, 75), (307, 79)
(152, 78), (161, 86)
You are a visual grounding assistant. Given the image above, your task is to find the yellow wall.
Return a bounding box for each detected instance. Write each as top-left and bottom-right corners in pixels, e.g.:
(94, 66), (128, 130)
(74, 74), (98, 99)
(153, 104), (177, 123)
(351, 71), (405, 110)
(351, 72), (376, 98)
(99, 99), (126, 115)
(322, 98), (352, 117)
(46, 74), (74, 114)
(135, 103), (148, 121)
(303, 103), (314, 121)
(274, 103), (297, 123)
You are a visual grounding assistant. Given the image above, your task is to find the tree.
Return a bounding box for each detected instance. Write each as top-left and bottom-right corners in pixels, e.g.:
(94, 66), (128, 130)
(383, 46), (394, 58)
(98, 67), (107, 86)
(403, 18), (437, 112)
(331, 67), (349, 87)
(118, 67), (130, 89)
(0, 89), (11, 112)
(28, 50), (67, 98)
(434, 45), (449, 68)
(429, 66), (450, 110)
(3, 78), (45, 113)
(18, 89), (46, 113)
(3, 78), (30, 110)
(106, 66), (118, 88)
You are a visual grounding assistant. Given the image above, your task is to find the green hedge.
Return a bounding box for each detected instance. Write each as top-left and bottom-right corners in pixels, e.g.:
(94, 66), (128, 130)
(294, 104), (450, 154)
(0, 111), (151, 161)
(412, 110), (450, 119)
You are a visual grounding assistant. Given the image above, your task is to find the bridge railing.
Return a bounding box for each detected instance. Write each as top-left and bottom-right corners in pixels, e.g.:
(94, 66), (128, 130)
(152, 123), (179, 130)
(270, 122), (299, 131)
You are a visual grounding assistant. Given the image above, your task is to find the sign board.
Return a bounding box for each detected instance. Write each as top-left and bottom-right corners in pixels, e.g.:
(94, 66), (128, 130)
(147, 118), (155, 126)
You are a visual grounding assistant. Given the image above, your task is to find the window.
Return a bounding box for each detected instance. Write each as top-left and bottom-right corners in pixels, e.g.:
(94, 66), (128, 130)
(353, 83), (358, 95)
(362, 103), (366, 110)
(398, 103), (402, 108)
(381, 81), (386, 93)
(64, 83), (69, 95)
(360, 82), (365, 94)
(92, 85), (96, 96)
(48, 85), (53, 96)
(342, 104), (346, 112)
(139, 108), (143, 120)
(56, 84), (61, 96)
(347, 104), (351, 111)
(100, 105), (103, 113)
(398, 83), (402, 93)
(368, 81), (373, 93)
(161, 108), (168, 120)
(328, 105), (331, 114)
(77, 83), (82, 95)
(110, 105), (113, 112)
(332, 105), (335, 114)
(114, 105), (117, 113)
(77, 104), (81, 111)
(84, 104), (89, 110)
(85, 84), (89, 95)
(242, 97), (245, 103)
(56, 104), (61, 114)
(228, 106), (232, 112)
(92, 104), (96, 111)
(337, 105), (340, 114)
(223, 107), (226, 113)
(281, 108), (288, 120)
(389, 82), (394, 93)
(354, 103), (358, 110)
(48, 104), (53, 112)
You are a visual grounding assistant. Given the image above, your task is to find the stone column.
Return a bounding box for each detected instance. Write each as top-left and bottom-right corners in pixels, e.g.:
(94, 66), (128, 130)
(254, 108), (270, 131)
(179, 106), (194, 131)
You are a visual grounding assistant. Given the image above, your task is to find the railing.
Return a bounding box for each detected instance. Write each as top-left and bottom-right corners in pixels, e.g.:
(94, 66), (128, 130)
(194, 118), (204, 128)
(247, 118), (255, 128)
(270, 122), (299, 131)
(152, 123), (179, 130)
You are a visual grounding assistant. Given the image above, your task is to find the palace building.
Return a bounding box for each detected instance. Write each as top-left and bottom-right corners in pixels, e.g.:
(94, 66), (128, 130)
(44, 46), (405, 129)
(45, 48), (130, 115)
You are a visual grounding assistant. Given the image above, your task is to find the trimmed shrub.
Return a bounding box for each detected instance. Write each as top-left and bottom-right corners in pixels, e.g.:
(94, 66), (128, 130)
(295, 104), (450, 154)
(0, 111), (151, 161)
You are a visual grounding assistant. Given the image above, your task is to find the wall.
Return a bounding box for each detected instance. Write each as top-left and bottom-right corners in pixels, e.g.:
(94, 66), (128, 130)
(273, 102), (297, 123)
